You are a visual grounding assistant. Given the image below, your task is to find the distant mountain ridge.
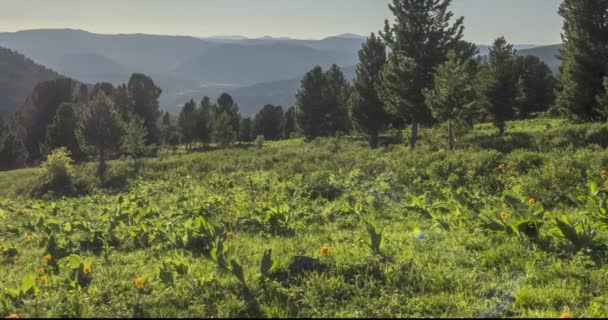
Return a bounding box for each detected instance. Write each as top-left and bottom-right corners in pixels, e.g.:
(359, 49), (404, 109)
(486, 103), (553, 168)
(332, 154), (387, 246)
(0, 28), (563, 116)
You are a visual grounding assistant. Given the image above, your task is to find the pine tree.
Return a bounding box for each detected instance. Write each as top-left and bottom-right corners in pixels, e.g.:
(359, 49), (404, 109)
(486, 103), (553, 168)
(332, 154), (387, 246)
(350, 33), (389, 149)
(239, 117), (254, 142)
(254, 105), (285, 140)
(324, 65), (351, 135)
(121, 116), (149, 171)
(284, 107), (297, 139)
(77, 93), (122, 182)
(596, 78), (608, 122)
(423, 52), (477, 150)
(380, 0), (466, 149)
(178, 100), (198, 150)
(0, 116), (25, 171)
(197, 97), (214, 148)
(476, 37), (519, 136)
(127, 74), (162, 143)
(42, 103), (83, 159)
(555, 0), (608, 122)
(296, 66), (326, 140)
(216, 93), (240, 139)
(213, 111), (235, 148)
(514, 55), (557, 119)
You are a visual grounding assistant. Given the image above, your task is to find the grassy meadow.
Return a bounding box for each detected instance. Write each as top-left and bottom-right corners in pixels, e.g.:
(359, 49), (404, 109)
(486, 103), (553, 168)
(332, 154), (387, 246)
(3, 118), (608, 318)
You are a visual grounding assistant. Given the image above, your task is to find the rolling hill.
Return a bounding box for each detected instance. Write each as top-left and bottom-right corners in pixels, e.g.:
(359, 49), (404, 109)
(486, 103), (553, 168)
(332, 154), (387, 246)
(0, 46), (64, 115)
(518, 44), (562, 74)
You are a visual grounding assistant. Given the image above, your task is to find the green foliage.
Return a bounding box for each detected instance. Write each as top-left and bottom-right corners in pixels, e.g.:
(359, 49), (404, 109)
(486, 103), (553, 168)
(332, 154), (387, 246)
(77, 92), (122, 182)
(423, 51), (478, 150)
(214, 111), (236, 148)
(255, 135), (265, 149)
(42, 103), (83, 160)
(350, 33), (389, 149)
(380, 0), (467, 148)
(476, 37), (519, 135)
(34, 148), (75, 196)
(0, 116), (25, 171)
(121, 116), (149, 170)
(555, 0), (608, 122)
(254, 105), (284, 141)
(126, 74), (162, 144)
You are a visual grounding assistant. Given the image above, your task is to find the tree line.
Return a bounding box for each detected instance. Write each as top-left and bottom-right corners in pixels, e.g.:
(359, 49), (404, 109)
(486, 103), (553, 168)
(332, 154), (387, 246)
(0, 0), (606, 171)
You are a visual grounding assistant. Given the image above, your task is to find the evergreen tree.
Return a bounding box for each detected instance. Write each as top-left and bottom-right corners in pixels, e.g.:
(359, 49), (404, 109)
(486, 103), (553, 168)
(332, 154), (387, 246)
(296, 66), (326, 140)
(77, 93), (122, 182)
(239, 117), (254, 142)
(16, 78), (76, 162)
(596, 78), (608, 122)
(423, 51), (478, 150)
(476, 37), (519, 135)
(42, 103), (83, 159)
(284, 106), (296, 139)
(379, 0), (466, 149)
(324, 65), (351, 135)
(121, 116), (149, 171)
(555, 0), (608, 121)
(254, 105), (285, 141)
(197, 97), (214, 147)
(213, 111), (235, 148)
(514, 55), (557, 119)
(127, 74), (162, 144)
(0, 116), (25, 171)
(216, 93), (240, 139)
(160, 112), (172, 146)
(178, 99), (198, 150)
(350, 33), (389, 149)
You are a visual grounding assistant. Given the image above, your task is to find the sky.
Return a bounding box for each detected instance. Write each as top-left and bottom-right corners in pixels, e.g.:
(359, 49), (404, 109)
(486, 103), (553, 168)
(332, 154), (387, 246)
(0, 0), (563, 45)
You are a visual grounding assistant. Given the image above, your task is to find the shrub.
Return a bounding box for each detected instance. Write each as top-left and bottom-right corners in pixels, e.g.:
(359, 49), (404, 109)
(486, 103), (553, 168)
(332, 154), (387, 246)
(32, 148), (75, 196)
(255, 135), (265, 149)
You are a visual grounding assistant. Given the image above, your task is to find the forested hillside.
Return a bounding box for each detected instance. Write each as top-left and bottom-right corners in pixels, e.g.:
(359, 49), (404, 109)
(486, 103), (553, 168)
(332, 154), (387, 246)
(0, 47), (63, 114)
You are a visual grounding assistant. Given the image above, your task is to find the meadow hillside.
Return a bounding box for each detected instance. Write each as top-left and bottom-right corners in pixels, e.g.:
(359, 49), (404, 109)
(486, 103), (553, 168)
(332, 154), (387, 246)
(2, 118), (608, 318)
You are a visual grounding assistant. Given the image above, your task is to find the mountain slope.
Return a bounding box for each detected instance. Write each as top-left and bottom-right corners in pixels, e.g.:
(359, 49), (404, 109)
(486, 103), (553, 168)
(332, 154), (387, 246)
(518, 44), (562, 73)
(173, 43), (358, 86)
(0, 47), (63, 114)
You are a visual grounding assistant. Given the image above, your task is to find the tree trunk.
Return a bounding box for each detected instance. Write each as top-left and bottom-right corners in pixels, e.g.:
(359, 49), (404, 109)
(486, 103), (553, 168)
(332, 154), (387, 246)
(410, 120), (418, 150)
(448, 120), (455, 151)
(369, 131), (379, 149)
(498, 123), (505, 136)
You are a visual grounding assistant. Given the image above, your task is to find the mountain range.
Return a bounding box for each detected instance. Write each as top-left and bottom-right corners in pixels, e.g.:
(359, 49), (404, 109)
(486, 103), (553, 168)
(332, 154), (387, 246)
(0, 29), (562, 116)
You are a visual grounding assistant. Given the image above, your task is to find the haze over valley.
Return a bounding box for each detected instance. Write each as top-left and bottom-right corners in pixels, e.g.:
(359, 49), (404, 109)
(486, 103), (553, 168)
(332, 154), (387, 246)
(0, 28), (562, 116)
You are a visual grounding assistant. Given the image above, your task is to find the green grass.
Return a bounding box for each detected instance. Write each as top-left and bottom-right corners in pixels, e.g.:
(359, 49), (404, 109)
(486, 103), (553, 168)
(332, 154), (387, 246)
(1, 118), (608, 318)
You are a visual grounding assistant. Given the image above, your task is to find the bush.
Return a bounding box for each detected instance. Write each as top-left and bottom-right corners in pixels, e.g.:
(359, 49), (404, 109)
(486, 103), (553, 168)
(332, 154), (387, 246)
(31, 148), (75, 196)
(255, 136), (265, 149)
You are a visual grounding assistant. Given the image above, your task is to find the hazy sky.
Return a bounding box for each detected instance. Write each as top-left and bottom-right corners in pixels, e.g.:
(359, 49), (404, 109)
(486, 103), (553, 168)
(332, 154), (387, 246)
(0, 0), (563, 45)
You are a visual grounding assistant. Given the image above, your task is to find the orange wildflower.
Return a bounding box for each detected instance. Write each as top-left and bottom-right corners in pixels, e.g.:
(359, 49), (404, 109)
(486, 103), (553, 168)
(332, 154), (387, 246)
(4, 314), (18, 319)
(560, 312), (573, 319)
(43, 254), (52, 263)
(134, 277), (144, 289)
(319, 246), (330, 256)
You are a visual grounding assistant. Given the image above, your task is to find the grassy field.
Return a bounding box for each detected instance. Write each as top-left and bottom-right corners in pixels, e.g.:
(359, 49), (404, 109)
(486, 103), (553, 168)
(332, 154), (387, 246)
(2, 118), (608, 318)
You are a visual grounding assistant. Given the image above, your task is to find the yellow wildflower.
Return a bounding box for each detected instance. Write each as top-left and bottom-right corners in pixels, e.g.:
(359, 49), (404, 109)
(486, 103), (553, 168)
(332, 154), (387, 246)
(83, 265), (92, 274)
(43, 254), (52, 263)
(39, 276), (48, 285)
(560, 312), (573, 319)
(25, 235), (34, 241)
(134, 277), (144, 289)
(12, 255), (19, 264)
(319, 246), (330, 256)
(601, 170), (608, 180)
(4, 314), (18, 319)
(37, 268), (45, 276)
(528, 198), (537, 206)
(225, 231), (234, 240)
(500, 211), (511, 220)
